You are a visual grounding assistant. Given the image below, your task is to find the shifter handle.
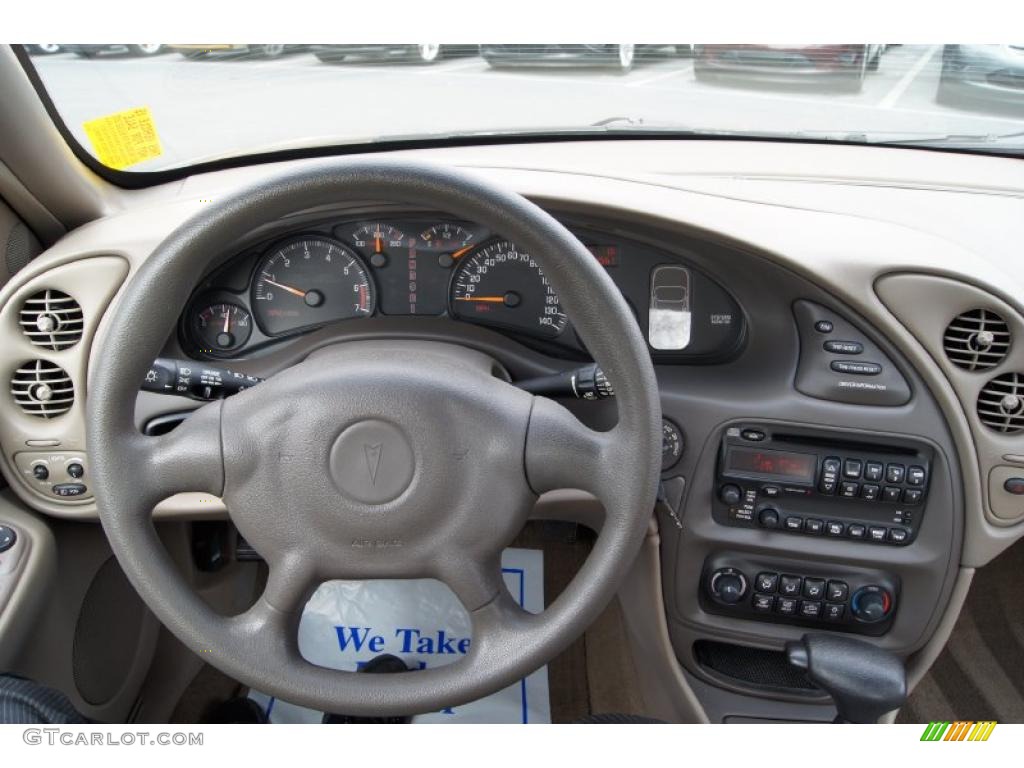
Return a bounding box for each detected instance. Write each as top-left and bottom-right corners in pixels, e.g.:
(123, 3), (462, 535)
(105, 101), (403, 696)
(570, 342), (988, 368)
(786, 633), (907, 723)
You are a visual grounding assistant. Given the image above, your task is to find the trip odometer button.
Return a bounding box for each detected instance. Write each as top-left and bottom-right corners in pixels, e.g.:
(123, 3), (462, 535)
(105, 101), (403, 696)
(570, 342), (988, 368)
(252, 236), (375, 336)
(449, 240), (567, 339)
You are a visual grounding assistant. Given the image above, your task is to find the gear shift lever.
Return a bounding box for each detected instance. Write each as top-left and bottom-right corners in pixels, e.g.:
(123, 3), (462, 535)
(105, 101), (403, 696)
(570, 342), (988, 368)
(786, 633), (907, 723)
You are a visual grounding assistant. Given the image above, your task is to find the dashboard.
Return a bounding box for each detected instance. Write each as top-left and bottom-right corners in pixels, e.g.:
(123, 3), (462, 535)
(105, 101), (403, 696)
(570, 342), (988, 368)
(1, 138), (1023, 724)
(179, 215), (745, 363)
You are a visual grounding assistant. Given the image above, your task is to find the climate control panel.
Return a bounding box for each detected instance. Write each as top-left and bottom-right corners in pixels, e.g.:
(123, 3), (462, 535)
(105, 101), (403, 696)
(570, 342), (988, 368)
(713, 423), (933, 546)
(701, 553), (898, 636)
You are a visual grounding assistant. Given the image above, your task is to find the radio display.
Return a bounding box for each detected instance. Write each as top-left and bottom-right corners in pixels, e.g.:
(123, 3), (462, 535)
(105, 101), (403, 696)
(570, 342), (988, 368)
(726, 447), (816, 483)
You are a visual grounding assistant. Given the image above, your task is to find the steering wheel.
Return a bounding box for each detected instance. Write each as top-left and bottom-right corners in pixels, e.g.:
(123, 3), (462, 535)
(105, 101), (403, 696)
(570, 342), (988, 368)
(87, 161), (661, 716)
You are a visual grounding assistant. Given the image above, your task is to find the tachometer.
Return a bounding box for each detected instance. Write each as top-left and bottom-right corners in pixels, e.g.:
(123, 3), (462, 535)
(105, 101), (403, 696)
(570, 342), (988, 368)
(449, 239), (567, 339)
(252, 236), (375, 336)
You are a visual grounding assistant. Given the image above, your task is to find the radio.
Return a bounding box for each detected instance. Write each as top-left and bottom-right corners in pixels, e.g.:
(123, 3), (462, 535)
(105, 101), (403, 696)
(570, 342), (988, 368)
(713, 424), (933, 546)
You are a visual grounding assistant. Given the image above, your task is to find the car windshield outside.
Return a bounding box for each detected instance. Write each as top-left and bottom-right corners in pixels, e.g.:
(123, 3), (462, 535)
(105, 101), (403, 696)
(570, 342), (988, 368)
(21, 43), (1024, 173)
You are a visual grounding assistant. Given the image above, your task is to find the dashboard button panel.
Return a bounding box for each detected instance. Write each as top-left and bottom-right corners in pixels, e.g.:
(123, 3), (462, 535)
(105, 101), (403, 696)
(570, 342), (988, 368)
(701, 554), (898, 636)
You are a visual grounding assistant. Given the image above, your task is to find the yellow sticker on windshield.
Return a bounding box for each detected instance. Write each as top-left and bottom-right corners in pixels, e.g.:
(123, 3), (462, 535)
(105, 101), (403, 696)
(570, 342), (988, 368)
(82, 107), (163, 170)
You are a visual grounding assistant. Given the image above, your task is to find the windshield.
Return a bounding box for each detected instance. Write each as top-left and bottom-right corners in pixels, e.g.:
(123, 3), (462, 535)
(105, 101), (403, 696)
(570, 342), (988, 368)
(22, 43), (1024, 172)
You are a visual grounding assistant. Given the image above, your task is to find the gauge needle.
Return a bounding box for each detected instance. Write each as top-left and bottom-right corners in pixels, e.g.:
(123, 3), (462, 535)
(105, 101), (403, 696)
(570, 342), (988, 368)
(260, 275), (307, 298)
(454, 296), (506, 303)
(222, 308), (231, 334)
(452, 246), (474, 259)
(374, 236), (383, 253)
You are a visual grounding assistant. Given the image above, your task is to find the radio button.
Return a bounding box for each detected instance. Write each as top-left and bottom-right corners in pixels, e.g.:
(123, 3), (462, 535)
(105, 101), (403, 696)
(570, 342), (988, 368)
(861, 483), (880, 501)
(740, 429), (766, 442)
(907, 466), (926, 486)
(758, 508), (780, 528)
(776, 597), (798, 616)
(843, 459), (863, 479)
(755, 572), (779, 593)
(779, 575), (802, 596)
(827, 580), (849, 602)
(882, 486), (902, 502)
(819, 457), (841, 494)
(886, 463), (906, 484)
(840, 481), (859, 498)
(825, 521), (845, 537)
(760, 485), (782, 498)
(804, 518), (824, 534)
(847, 524), (867, 539)
(719, 484), (743, 506)
(869, 526), (888, 542)
(889, 527), (909, 544)
(803, 578), (826, 600)
(824, 340), (864, 355)
(902, 488), (923, 505)
(799, 600), (823, 619)
(864, 461), (884, 482)
(785, 516), (804, 531)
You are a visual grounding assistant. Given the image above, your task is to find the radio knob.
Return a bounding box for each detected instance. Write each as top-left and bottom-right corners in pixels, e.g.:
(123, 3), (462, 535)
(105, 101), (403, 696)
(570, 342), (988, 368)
(851, 586), (893, 623)
(758, 508), (780, 529)
(710, 569), (747, 604)
(719, 484), (743, 506)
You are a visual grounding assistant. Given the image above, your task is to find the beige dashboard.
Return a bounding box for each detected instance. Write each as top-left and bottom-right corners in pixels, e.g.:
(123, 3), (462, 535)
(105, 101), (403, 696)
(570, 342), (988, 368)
(0, 140), (1022, 572)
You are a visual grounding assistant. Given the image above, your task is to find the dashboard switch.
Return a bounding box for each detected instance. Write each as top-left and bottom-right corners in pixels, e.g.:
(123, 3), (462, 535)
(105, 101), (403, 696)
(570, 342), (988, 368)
(52, 483), (87, 498)
(851, 586), (893, 623)
(758, 508), (780, 529)
(709, 569), (748, 604)
(1003, 477), (1024, 496)
(0, 525), (16, 553)
(67, 462), (85, 479)
(31, 464), (49, 481)
(755, 572), (779, 593)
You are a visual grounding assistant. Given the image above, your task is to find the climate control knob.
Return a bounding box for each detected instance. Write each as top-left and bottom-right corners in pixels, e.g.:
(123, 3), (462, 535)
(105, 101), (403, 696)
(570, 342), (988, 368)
(758, 508), (780, 529)
(851, 586), (893, 623)
(719, 483), (742, 506)
(709, 568), (748, 604)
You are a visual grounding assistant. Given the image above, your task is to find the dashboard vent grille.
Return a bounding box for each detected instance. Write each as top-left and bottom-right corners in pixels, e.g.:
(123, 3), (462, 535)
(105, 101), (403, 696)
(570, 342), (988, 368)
(11, 360), (74, 419)
(19, 290), (84, 350)
(943, 309), (1010, 371)
(977, 373), (1024, 434)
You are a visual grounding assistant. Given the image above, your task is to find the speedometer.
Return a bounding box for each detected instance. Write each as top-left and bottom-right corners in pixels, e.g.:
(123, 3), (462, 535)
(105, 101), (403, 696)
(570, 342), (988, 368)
(252, 236), (375, 336)
(449, 239), (567, 339)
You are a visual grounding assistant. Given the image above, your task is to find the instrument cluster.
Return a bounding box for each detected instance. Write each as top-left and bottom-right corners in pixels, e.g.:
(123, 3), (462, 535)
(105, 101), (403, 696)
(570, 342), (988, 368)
(181, 215), (745, 362)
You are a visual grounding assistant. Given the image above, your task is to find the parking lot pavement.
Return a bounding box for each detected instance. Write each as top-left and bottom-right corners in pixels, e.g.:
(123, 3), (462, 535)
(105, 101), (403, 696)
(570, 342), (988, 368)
(28, 46), (1024, 172)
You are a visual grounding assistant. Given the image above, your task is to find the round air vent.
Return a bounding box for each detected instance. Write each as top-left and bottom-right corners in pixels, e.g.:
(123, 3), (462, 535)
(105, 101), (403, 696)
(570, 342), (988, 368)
(943, 309), (1010, 371)
(977, 372), (1024, 434)
(11, 360), (75, 419)
(19, 290), (84, 350)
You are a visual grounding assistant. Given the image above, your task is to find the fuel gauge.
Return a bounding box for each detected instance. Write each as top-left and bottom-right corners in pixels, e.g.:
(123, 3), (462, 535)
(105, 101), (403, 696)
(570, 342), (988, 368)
(190, 302), (252, 354)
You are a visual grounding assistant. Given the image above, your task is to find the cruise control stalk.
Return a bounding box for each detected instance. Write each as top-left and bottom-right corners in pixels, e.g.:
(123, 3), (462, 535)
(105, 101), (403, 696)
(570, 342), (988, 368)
(516, 363), (614, 400)
(142, 358), (264, 402)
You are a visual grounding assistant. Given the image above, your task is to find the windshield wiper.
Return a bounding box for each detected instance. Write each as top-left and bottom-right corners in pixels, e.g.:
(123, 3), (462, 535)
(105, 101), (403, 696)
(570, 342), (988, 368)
(862, 130), (1024, 149)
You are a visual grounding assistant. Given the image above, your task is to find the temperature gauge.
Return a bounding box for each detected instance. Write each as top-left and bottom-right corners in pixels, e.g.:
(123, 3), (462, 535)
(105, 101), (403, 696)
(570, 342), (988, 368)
(190, 302), (252, 354)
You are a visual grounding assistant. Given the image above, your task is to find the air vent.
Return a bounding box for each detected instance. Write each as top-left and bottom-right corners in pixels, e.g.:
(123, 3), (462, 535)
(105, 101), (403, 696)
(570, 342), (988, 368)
(11, 360), (75, 419)
(18, 290), (84, 350)
(977, 372), (1024, 434)
(943, 309), (1010, 371)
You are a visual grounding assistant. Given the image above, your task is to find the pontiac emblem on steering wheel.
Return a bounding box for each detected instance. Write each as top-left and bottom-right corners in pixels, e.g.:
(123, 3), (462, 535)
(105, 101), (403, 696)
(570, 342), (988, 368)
(363, 443), (384, 486)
